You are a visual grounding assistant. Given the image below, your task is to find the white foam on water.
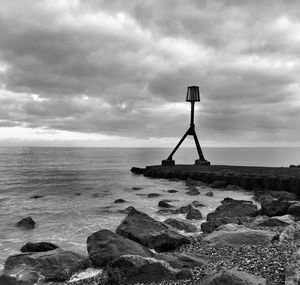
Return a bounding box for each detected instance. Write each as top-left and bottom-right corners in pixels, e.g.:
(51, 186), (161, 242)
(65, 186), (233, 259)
(68, 268), (103, 282)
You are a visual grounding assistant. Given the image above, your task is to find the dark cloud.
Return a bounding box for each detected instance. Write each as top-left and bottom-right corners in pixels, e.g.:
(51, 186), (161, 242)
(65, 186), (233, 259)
(0, 0), (300, 145)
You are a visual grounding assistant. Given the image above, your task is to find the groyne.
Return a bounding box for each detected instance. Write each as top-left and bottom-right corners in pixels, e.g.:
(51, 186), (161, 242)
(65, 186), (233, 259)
(131, 165), (300, 195)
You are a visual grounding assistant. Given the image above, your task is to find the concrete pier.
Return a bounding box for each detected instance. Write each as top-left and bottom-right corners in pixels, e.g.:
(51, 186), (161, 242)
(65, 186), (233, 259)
(131, 165), (300, 196)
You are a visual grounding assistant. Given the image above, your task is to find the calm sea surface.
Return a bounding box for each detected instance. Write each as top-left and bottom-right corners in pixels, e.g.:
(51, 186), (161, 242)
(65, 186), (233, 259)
(0, 147), (300, 268)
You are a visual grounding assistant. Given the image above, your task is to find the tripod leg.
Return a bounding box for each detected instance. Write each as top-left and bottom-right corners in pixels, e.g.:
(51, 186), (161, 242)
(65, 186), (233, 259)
(167, 129), (190, 160)
(192, 131), (205, 161)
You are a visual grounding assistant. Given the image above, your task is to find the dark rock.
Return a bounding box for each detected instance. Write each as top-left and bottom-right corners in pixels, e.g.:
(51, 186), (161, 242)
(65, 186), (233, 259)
(221, 197), (253, 205)
(2, 249), (89, 283)
(288, 203), (300, 218)
(207, 202), (257, 221)
(203, 228), (276, 247)
(86, 229), (154, 267)
(118, 206), (136, 214)
(204, 191), (213, 197)
(191, 201), (205, 207)
(268, 190), (297, 201)
(164, 218), (197, 233)
(201, 217), (243, 234)
(210, 180), (228, 189)
(186, 207), (202, 220)
(186, 178), (206, 187)
(261, 200), (293, 217)
(20, 242), (59, 253)
(30, 195), (43, 199)
(131, 167), (145, 174)
(132, 187), (142, 191)
(116, 208), (189, 251)
(178, 204), (194, 214)
(198, 269), (266, 285)
(148, 193), (160, 198)
(186, 187), (200, 195)
(257, 217), (290, 227)
(226, 184), (244, 191)
(106, 255), (192, 285)
(16, 217), (36, 230)
(158, 200), (174, 208)
(75, 192), (81, 196)
(114, 199), (126, 203)
(167, 190), (178, 193)
(0, 273), (38, 285)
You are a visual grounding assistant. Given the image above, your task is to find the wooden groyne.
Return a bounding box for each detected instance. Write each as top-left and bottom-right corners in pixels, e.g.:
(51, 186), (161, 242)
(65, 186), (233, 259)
(131, 165), (300, 196)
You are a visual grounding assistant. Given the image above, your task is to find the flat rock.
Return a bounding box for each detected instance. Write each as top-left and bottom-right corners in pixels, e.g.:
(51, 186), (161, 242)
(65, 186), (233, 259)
(2, 248), (89, 283)
(164, 218), (197, 233)
(16, 217), (36, 230)
(198, 269), (266, 285)
(20, 242), (59, 253)
(87, 229), (154, 267)
(203, 228), (276, 247)
(116, 207), (190, 251)
(106, 255), (192, 284)
(261, 200), (293, 217)
(148, 193), (160, 198)
(167, 190), (178, 193)
(285, 248), (300, 285)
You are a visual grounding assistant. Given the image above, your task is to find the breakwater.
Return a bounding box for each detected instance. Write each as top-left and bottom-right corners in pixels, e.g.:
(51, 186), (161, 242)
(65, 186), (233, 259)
(131, 165), (300, 195)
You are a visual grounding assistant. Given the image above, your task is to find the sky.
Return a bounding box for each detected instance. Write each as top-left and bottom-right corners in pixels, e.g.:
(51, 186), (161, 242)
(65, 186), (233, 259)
(0, 0), (300, 147)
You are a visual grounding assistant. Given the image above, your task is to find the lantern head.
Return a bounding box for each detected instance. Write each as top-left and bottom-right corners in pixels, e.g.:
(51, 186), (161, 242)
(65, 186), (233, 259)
(186, 86), (200, 102)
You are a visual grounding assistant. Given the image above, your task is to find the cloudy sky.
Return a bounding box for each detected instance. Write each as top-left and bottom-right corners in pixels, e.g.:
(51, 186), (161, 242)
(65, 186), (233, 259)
(0, 0), (300, 147)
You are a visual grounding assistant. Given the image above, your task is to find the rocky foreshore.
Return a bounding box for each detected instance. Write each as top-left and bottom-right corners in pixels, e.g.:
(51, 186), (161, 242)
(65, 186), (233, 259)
(2, 177), (300, 285)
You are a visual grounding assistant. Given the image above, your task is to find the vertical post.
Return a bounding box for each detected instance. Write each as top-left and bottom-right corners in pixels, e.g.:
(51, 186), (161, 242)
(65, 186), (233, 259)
(190, 101), (195, 126)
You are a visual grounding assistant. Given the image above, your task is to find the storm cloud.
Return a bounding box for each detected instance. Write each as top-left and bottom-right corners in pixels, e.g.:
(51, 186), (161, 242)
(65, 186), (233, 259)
(0, 0), (300, 146)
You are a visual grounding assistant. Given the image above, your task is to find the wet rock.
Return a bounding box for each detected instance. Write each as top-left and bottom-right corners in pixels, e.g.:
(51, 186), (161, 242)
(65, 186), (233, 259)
(15, 217), (36, 230)
(164, 218), (197, 233)
(148, 193), (160, 198)
(257, 217), (291, 227)
(186, 187), (200, 195)
(158, 200), (174, 208)
(116, 207), (189, 251)
(285, 247), (300, 285)
(204, 191), (213, 197)
(132, 187), (142, 191)
(186, 207), (202, 220)
(2, 249), (89, 283)
(207, 201), (257, 221)
(204, 228), (276, 247)
(191, 201), (205, 207)
(198, 269), (266, 285)
(167, 190), (178, 193)
(114, 199), (126, 203)
(106, 255), (192, 285)
(30, 195), (43, 199)
(261, 200), (293, 217)
(178, 204), (194, 214)
(87, 229), (154, 267)
(221, 197), (253, 205)
(20, 242), (59, 253)
(118, 206), (135, 214)
(210, 180), (228, 189)
(201, 217), (243, 234)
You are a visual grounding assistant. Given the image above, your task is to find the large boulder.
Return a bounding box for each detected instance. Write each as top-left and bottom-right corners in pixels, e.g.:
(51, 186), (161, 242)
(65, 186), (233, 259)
(106, 255), (192, 285)
(164, 218), (197, 233)
(198, 269), (266, 285)
(15, 217), (36, 230)
(285, 248), (300, 285)
(116, 208), (189, 251)
(2, 249), (89, 283)
(280, 221), (300, 242)
(203, 228), (276, 247)
(207, 201), (257, 221)
(201, 217), (243, 234)
(20, 242), (59, 253)
(86, 229), (154, 267)
(261, 200), (293, 217)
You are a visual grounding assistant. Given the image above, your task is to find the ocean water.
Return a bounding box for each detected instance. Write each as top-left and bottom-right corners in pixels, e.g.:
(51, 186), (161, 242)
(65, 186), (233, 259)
(0, 146), (299, 269)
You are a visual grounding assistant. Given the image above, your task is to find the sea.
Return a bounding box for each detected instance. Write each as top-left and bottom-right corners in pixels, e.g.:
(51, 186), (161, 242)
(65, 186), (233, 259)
(0, 147), (300, 270)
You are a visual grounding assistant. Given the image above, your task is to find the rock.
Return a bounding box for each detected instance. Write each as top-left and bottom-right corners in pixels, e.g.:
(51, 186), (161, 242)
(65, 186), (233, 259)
(186, 207), (202, 220)
(0, 272), (39, 285)
(288, 203), (300, 218)
(279, 221), (300, 242)
(2, 249), (89, 283)
(221, 197), (253, 205)
(217, 223), (246, 231)
(203, 228), (276, 247)
(178, 204), (194, 214)
(15, 217), (36, 230)
(207, 201), (257, 221)
(118, 206), (136, 214)
(148, 193), (160, 198)
(167, 190), (178, 193)
(20, 242), (59, 253)
(116, 208), (190, 251)
(158, 200), (174, 208)
(226, 184), (244, 191)
(204, 191), (213, 197)
(186, 178), (206, 187)
(164, 218), (197, 233)
(132, 187), (142, 191)
(201, 217), (243, 234)
(106, 255), (192, 284)
(86, 229), (154, 267)
(186, 187), (200, 195)
(191, 201), (205, 207)
(114, 199), (126, 203)
(252, 215), (294, 227)
(268, 190), (297, 201)
(285, 247), (300, 285)
(261, 200), (293, 217)
(198, 269), (266, 285)
(30, 195), (43, 199)
(210, 180), (228, 189)
(257, 217), (291, 227)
